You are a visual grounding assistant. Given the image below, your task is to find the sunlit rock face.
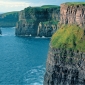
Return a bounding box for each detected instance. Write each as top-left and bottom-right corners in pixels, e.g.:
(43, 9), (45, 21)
(60, 3), (85, 29)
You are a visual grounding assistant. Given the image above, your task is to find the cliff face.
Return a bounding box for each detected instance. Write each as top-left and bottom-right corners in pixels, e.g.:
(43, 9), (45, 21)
(44, 3), (85, 85)
(0, 12), (19, 27)
(15, 5), (60, 37)
(60, 3), (85, 29)
(44, 46), (85, 85)
(37, 22), (57, 37)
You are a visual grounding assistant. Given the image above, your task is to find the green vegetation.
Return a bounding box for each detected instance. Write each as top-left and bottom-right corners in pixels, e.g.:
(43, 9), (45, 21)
(0, 11), (19, 27)
(24, 5), (60, 19)
(41, 5), (60, 9)
(65, 2), (85, 6)
(51, 24), (85, 52)
(41, 20), (59, 25)
(1, 11), (18, 17)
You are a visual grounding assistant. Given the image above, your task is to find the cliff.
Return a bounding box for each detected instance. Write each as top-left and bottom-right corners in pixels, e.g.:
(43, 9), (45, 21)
(44, 46), (85, 85)
(60, 2), (85, 29)
(44, 2), (85, 85)
(15, 5), (60, 37)
(0, 11), (19, 27)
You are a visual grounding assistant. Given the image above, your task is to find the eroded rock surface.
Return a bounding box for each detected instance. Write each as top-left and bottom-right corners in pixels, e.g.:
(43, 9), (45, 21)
(60, 3), (85, 29)
(44, 46), (85, 85)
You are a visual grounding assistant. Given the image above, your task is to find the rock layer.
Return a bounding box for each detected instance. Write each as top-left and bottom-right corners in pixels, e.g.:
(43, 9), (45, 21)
(15, 6), (60, 37)
(60, 3), (85, 29)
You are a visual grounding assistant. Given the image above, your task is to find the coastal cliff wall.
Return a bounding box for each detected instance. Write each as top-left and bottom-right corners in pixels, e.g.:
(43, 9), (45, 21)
(15, 5), (60, 37)
(44, 3), (85, 85)
(60, 3), (85, 29)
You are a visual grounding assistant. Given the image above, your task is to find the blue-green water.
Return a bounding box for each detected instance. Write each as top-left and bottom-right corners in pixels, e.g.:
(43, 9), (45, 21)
(0, 27), (50, 85)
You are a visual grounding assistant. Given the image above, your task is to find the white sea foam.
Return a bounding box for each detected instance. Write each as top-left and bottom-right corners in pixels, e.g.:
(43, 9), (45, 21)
(35, 36), (51, 39)
(30, 83), (43, 85)
(12, 27), (16, 28)
(1, 34), (14, 36)
(35, 36), (41, 38)
(24, 65), (45, 85)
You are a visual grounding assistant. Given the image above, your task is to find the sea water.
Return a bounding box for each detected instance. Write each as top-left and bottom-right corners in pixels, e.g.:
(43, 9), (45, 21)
(0, 27), (50, 85)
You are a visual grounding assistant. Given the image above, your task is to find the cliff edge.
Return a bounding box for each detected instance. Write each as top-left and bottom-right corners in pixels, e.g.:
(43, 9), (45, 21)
(44, 2), (85, 85)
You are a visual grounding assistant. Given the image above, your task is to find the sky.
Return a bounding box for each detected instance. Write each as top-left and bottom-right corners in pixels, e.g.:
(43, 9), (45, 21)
(0, 0), (85, 13)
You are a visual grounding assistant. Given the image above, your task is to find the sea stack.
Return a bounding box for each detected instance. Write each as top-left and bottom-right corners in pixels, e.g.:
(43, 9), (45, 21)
(44, 2), (85, 85)
(15, 5), (60, 37)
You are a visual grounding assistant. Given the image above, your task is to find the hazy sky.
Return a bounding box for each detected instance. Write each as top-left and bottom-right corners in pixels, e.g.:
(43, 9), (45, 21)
(0, 0), (85, 12)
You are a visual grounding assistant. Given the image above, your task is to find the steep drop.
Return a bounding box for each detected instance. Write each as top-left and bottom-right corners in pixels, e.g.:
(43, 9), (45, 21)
(44, 2), (85, 85)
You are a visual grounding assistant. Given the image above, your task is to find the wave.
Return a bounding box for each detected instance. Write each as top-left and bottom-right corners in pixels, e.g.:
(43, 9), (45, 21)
(23, 65), (45, 85)
(35, 36), (51, 39)
(29, 83), (43, 85)
(0, 34), (15, 36)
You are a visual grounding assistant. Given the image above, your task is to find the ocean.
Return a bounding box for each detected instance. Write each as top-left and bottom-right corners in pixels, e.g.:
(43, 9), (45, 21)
(0, 27), (50, 85)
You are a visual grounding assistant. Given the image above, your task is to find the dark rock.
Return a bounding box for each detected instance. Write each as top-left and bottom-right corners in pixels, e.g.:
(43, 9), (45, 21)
(44, 46), (85, 85)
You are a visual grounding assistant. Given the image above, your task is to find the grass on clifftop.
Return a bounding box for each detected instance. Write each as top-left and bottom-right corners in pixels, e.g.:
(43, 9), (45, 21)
(41, 20), (59, 25)
(51, 24), (85, 52)
(64, 2), (85, 6)
(41, 5), (60, 8)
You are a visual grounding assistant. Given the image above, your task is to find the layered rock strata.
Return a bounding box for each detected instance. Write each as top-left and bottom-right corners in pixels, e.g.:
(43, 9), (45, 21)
(60, 3), (85, 29)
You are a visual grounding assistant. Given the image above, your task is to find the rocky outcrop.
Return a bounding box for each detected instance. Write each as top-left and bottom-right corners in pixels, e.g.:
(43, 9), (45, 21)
(60, 3), (85, 29)
(15, 5), (60, 37)
(44, 46), (85, 85)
